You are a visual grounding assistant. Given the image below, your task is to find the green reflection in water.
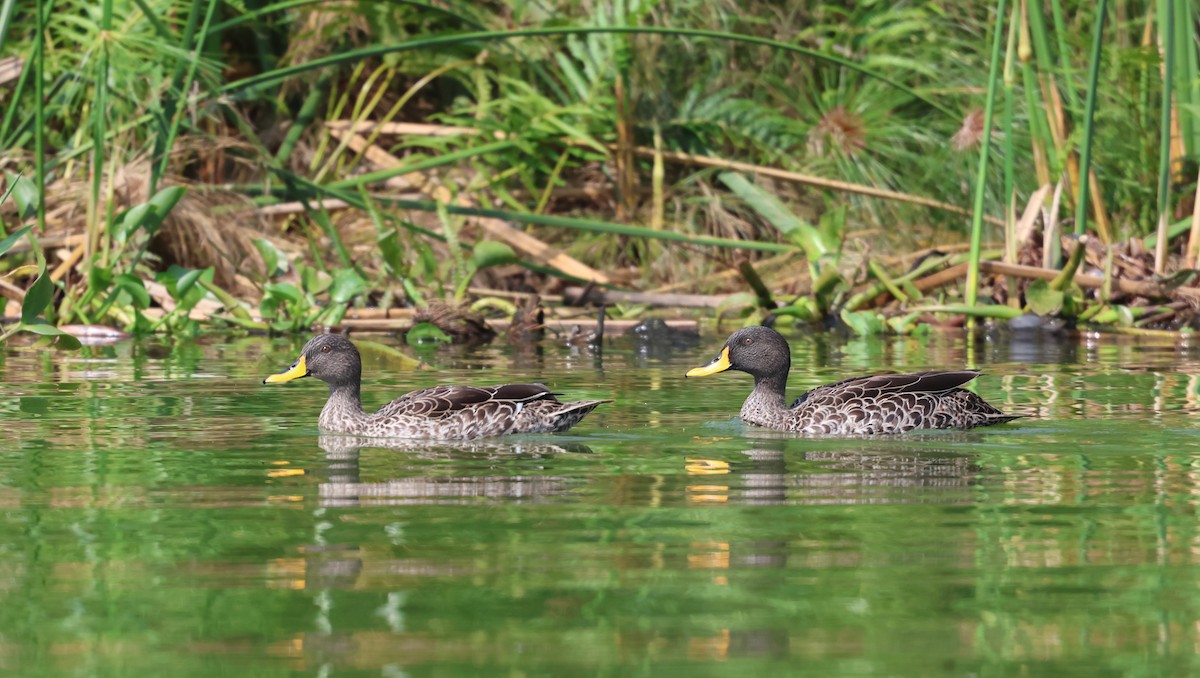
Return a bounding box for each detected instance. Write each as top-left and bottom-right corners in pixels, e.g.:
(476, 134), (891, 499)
(0, 330), (1199, 675)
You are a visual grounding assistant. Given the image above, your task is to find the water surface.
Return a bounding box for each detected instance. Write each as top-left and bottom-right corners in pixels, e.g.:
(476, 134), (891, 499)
(2, 329), (1199, 675)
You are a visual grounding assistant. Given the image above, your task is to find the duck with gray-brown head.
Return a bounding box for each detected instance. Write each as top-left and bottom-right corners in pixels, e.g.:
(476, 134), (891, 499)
(686, 326), (1021, 435)
(264, 334), (609, 440)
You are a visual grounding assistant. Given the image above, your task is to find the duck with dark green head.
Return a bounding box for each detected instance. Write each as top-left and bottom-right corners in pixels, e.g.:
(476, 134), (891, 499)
(265, 334), (610, 439)
(686, 326), (1021, 435)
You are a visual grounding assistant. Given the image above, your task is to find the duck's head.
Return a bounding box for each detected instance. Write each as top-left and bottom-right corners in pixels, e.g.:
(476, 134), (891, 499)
(263, 334), (362, 388)
(685, 326), (791, 380)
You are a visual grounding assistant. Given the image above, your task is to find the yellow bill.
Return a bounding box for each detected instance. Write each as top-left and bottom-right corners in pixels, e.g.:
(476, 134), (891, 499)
(264, 354), (308, 384)
(686, 346), (731, 378)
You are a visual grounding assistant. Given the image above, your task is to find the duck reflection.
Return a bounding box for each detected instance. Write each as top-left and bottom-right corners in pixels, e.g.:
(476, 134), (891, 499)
(317, 435), (593, 508)
(685, 442), (981, 508)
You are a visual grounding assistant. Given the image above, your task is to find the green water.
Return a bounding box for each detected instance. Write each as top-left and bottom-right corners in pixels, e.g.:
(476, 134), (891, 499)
(2, 330), (1198, 676)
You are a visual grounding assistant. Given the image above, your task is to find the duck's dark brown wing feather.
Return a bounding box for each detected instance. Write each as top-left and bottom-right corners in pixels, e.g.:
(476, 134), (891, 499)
(378, 383), (560, 419)
(791, 370), (982, 408)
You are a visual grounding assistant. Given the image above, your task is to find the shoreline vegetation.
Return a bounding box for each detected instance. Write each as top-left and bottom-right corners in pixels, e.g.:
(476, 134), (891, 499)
(2, 2), (1199, 351)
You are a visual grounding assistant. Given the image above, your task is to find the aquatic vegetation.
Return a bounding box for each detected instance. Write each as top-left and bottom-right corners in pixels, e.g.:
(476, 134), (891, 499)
(2, 2), (1199, 341)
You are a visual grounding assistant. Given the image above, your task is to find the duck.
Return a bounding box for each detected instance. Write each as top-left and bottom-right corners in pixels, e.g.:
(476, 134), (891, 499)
(685, 326), (1021, 435)
(264, 334), (609, 439)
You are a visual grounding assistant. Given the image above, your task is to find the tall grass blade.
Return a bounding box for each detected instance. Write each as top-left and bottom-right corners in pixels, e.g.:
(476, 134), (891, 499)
(1074, 0), (1109, 239)
(965, 0), (1008, 316)
(1154, 0), (1175, 272)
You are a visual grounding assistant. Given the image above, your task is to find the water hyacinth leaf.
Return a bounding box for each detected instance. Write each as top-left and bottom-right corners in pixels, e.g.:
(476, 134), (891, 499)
(158, 266), (213, 313)
(406, 322), (453, 345)
(21, 273), (53, 323)
(114, 273), (151, 309)
(0, 224), (32, 257)
(264, 282), (304, 304)
(19, 319), (82, 350)
(300, 266), (332, 296)
(5, 173), (37, 220)
(1026, 279), (1064, 316)
(253, 238), (287, 277)
(329, 269), (367, 304)
(259, 295), (279, 320)
(174, 268), (205, 299)
(472, 240), (518, 269)
(840, 309), (887, 336)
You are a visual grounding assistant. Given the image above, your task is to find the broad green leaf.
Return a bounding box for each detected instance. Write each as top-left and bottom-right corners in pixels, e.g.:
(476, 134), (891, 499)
(300, 266), (332, 296)
(142, 186), (187, 235)
(253, 238), (286, 277)
(130, 310), (153, 335)
(158, 265), (213, 312)
(406, 322), (453, 345)
(19, 320), (82, 350)
(329, 269), (367, 304)
(264, 282), (304, 303)
(840, 309), (886, 336)
(271, 319), (297, 333)
(113, 203), (152, 243)
(259, 295), (280, 320)
(175, 268), (204, 299)
(1026, 280), (1064, 316)
(0, 225), (33, 257)
(88, 264), (113, 292)
(377, 230), (405, 275)
(114, 274), (151, 309)
(21, 273), (54, 323)
(5, 173), (37, 220)
(472, 240), (517, 269)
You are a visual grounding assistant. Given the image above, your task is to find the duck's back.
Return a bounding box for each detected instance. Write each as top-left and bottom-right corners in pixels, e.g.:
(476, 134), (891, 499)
(786, 370), (1018, 435)
(352, 383), (605, 439)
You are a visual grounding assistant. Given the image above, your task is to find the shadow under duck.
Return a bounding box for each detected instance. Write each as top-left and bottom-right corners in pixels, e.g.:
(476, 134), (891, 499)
(686, 326), (1021, 435)
(264, 334), (609, 439)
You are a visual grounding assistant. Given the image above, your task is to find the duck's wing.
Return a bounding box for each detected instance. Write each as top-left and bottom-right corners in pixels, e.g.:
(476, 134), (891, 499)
(375, 383), (561, 420)
(790, 370), (981, 408)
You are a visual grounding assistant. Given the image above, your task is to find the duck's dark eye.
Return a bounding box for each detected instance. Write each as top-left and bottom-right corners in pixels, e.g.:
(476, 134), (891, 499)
(321, 345), (330, 353)
(743, 337), (753, 345)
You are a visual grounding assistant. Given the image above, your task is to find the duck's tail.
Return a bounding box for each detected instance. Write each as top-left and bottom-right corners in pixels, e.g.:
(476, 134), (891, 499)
(544, 399), (612, 432)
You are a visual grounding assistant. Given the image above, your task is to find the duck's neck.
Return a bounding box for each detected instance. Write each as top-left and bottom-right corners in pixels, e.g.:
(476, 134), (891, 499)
(319, 383), (365, 432)
(740, 370), (790, 427)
